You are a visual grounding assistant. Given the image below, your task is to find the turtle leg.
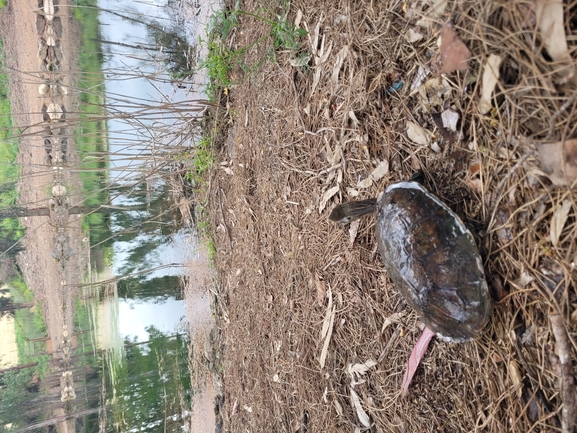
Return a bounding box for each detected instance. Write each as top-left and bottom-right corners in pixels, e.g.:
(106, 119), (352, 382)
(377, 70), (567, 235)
(401, 327), (436, 397)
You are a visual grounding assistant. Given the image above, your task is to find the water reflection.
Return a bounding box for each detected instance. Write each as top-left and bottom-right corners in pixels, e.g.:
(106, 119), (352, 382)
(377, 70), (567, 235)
(1, 0), (217, 431)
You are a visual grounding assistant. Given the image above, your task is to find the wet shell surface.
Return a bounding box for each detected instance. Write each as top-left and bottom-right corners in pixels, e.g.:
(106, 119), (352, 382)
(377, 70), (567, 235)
(376, 182), (491, 342)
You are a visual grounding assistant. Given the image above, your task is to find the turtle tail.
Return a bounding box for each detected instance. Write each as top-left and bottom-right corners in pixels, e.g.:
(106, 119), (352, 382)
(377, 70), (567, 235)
(328, 198), (377, 223)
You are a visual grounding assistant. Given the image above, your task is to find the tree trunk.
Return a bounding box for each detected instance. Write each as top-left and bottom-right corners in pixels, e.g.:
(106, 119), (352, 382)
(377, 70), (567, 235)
(0, 302), (34, 313)
(0, 204), (149, 219)
(0, 363), (38, 375)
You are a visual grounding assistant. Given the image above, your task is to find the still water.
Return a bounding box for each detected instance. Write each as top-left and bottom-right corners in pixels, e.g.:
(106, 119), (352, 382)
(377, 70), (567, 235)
(96, 0), (212, 326)
(0, 0), (219, 431)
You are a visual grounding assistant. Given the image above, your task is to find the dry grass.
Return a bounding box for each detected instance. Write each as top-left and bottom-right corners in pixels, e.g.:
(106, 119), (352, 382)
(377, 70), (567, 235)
(207, 1), (577, 431)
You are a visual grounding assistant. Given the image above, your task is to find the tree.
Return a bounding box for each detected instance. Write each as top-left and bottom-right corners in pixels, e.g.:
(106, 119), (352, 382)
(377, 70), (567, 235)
(0, 286), (34, 318)
(104, 327), (191, 431)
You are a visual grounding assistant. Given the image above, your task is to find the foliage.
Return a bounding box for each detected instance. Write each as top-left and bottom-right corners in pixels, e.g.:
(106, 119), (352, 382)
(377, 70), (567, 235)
(117, 275), (184, 302)
(0, 37), (23, 248)
(201, 1), (307, 101)
(5, 275), (50, 376)
(106, 328), (191, 431)
(147, 1), (199, 81)
(72, 0), (111, 253)
(201, 38), (237, 101)
(190, 136), (214, 183)
(107, 181), (185, 275)
(0, 370), (33, 429)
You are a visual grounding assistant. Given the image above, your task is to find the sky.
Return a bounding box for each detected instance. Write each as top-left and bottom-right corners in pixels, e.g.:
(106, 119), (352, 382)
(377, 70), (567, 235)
(98, 0), (198, 343)
(118, 297), (187, 342)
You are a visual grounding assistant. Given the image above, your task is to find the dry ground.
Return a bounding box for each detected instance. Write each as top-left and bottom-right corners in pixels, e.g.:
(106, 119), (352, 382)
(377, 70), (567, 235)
(207, 1), (577, 432)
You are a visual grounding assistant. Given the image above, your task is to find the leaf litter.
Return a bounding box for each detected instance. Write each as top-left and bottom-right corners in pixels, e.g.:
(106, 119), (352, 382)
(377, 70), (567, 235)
(208, 0), (577, 431)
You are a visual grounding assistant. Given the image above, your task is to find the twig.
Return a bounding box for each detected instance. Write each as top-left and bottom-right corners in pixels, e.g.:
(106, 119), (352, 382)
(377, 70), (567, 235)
(279, 159), (341, 178)
(550, 314), (575, 433)
(547, 87), (577, 139)
(513, 330), (558, 426)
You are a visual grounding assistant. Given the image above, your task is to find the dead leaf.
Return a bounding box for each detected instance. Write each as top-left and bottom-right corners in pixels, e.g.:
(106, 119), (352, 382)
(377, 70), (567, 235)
(535, 0), (574, 78)
(356, 177), (373, 189)
(440, 22), (471, 73)
(319, 185), (340, 213)
(321, 286), (333, 338)
(346, 188), (359, 197)
(405, 29), (424, 43)
(418, 77), (452, 109)
(371, 160), (389, 181)
(416, 0), (448, 28)
(515, 271), (534, 288)
(334, 399), (344, 416)
(221, 166), (234, 175)
(550, 199), (572, 246)
(294, 9), (303, 28)
(291, 419), (300, 432)
(357, 160), (389, 189)
(380, 312), (402, 333)
(319, 286), (335, 369)
(319, 305), (335, 369)
(478, 54), (503, 114)
(347, 360), (377, 378)
(410, 66), (430, 92)
(469, 162), (481, 175)
(467, 176), (484, 193)
(406, 121), (431, 146)
(350, 388), (371, 428)
(331, 46), (349, 88)
(349, 219), (360, 247)
(441, 109), (459, 132)
(535, 140), (577, 186)
(508, 360), (523, 398)
(315, 274), (326, 307)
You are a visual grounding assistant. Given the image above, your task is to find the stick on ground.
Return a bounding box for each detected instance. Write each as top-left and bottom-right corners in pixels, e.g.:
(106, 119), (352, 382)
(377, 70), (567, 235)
(550, 314), (575, 433)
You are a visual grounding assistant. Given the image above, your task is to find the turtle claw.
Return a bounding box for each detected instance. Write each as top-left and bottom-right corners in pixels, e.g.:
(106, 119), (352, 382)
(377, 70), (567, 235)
(401, 327), (436, 397)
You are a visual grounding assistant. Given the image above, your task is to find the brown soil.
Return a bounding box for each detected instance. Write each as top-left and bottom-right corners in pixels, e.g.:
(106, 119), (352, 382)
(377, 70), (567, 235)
(1, 0), (88, 428)
(207, 1), (577, 432)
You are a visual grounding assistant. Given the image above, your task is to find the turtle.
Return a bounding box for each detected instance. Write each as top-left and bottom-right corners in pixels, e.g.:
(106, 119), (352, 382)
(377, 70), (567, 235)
(329, 174), (491, 395)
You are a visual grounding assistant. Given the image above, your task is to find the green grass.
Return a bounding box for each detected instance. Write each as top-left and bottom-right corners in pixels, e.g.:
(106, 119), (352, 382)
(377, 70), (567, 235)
(200, 1), (307, 101)
(192, 2), (308, 266)
(8, 276), (50, 376)
(71, 0), (111, 252)
(192, 136), (214, 179)
(0, 0), (6, 9)
(202, 39), (236, 100)
(0, 37), (23, 244)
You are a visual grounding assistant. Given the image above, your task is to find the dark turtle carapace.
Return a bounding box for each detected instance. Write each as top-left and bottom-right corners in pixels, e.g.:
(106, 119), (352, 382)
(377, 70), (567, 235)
(329, 179), (491, 394)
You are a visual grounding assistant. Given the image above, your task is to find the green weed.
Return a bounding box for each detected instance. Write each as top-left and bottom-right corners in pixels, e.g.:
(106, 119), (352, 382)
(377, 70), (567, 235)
(201, 1), (308, 101)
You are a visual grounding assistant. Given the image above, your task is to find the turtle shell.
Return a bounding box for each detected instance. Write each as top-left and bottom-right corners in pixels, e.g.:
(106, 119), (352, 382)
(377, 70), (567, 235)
(376, 181), (491, 342)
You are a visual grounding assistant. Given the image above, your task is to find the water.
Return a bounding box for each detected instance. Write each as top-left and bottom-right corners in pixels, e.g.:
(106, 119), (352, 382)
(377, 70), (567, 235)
(0, 0), (221, 431)
(92, 2), (220, 431)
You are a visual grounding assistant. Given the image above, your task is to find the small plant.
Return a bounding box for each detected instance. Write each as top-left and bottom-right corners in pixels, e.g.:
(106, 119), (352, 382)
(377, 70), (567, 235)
(201, 39), (236, 100)
(191, 136), (214, 182)
(201, 2), (308, 100)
